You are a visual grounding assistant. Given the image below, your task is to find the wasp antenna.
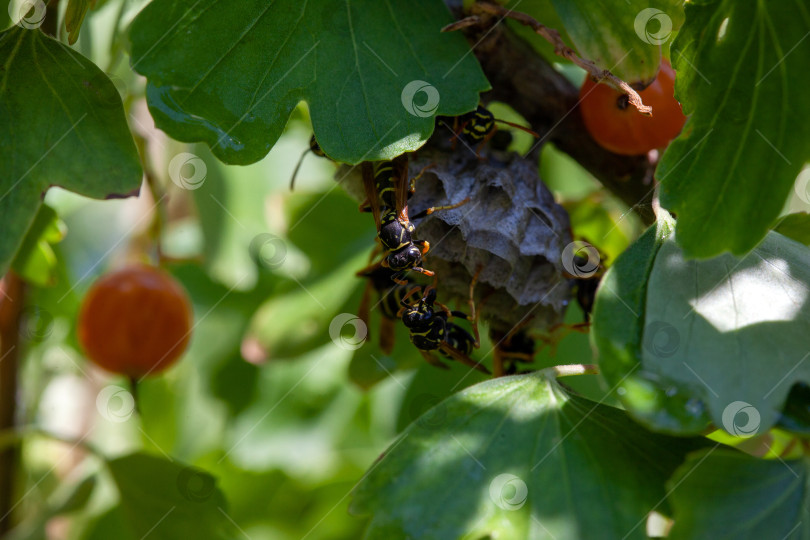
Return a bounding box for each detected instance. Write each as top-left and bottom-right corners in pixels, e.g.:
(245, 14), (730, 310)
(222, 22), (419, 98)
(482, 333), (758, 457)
(493, 118), (540, 138)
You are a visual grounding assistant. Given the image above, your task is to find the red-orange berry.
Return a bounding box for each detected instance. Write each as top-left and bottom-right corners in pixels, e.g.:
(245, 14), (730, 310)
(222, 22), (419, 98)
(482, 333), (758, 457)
(579, 60), (687, 155)
(78, 265), (192, 377)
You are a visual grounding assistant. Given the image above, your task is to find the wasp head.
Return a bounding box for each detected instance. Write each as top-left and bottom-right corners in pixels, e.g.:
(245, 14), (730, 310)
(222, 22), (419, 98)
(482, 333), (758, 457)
(386, 245), (422, 272)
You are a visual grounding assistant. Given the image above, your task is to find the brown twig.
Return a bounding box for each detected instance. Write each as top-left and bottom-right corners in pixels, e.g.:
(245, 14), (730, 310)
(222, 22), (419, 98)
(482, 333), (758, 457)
(453, 1), (652, 116)
(444, 1), (656, 223)
(0, 273), (24, 535)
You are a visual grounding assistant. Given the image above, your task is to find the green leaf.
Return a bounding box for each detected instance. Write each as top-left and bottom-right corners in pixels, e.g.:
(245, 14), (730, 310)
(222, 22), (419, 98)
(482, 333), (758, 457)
(83, 506), (137, 540)
(590, 215), (708, 433)
(659, 1), (810, 258)
(128, 0), (489, 165)
(775, 213), (810, 246)
(595, 227), (810, 436)
(107, 453), (230, 540)
(65, 0), (92, 44)
(642, 231), (810, 435)
(667, 449), (808, 539)
(0, 26), (142, 276)
(351, 371), (707, 540)
(394, 360), (488, 432)
(11, 203), (65, 286)
(550, 0), (681, 84)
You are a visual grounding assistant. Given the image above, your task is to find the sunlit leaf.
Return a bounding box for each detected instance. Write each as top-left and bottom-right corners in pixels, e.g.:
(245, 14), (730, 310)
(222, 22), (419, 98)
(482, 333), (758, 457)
(659, 1), (810, 257)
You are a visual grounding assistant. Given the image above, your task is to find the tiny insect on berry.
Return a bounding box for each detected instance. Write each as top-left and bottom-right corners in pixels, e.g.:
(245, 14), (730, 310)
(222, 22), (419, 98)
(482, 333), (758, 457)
(579, 60), (687, 156)
(78, 265), (192, 377)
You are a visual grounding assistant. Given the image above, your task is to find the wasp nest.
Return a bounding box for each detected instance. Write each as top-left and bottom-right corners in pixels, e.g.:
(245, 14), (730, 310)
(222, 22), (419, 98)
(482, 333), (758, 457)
(338, 141), (571, 335)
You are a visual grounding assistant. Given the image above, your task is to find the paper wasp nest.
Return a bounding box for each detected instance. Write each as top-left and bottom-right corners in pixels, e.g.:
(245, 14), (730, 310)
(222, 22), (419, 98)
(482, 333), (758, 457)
(339, 142), (572, 334)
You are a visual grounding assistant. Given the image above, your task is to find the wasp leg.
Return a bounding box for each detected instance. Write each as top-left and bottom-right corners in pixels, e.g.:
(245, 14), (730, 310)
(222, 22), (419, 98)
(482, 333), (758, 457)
(468, 266), (482, 347)
(449, 117), (469, 150)
(474, 126), (498, 159)
(409, 163), (436, 194)
(493, 347), (505, 378)
(399, 286), (424, 311)
(358, 199), (372, 213)
(412, 266), (435, 278)
(439, 343), (490, 374)
(539, 322), (590, 356)
(420, 349), (450, 370)
(413, 239), (430, 255)
(411, 197), (471, 220)
(356, 259), (384, 279)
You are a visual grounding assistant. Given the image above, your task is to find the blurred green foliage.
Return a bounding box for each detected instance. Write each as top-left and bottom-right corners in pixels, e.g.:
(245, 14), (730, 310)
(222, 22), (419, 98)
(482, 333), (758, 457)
(4, 1), (646, 538)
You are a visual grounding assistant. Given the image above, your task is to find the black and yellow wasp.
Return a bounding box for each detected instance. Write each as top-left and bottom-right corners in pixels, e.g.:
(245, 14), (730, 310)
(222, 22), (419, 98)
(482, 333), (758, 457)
(359, 157), (466, 278)
(356, 265), (420, 354)
(452, 104), (539, 156)
(400, 286), (489, 374)
(361, 157), (433, 276)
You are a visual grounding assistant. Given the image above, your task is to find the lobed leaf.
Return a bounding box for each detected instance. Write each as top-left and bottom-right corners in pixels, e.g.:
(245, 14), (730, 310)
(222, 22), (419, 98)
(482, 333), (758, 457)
(128, 0), (490, 165)
(0, 26), (142, 276)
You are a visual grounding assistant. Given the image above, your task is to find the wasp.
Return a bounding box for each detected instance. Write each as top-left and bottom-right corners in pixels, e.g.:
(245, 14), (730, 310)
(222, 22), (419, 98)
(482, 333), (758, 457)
(289, 135), (328, 190)
(359, 157), (467, 278)
(366, 158), (433, 276)
(451, 105), (539, 156)
(399, 277), (489, 374)
(356, 265), (420, 354)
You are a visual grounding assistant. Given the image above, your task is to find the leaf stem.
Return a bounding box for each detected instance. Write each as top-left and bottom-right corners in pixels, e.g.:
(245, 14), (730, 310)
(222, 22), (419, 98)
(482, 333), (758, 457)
(542, 364), (600, 378)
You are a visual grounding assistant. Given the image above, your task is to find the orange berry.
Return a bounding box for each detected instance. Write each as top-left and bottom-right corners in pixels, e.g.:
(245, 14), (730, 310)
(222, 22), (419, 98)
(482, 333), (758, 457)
(579, 60), (687, 155)
(78, 265), (192, 377)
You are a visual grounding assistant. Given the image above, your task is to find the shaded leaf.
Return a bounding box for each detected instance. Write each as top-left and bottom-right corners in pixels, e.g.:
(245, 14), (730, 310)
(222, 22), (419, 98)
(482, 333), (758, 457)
(128, 0), (489, 165)
(640, 231), (810, 435)
(352, 371), (707, 540)
(659, 1), (810, 257)
(667, 449), (808, 540)
(394, 360), (487, 432)
(590, 215), (707, 433)
(594, 225), (810, 436)
(0, 26), (141, 276)
(108, 453), (230, 540)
